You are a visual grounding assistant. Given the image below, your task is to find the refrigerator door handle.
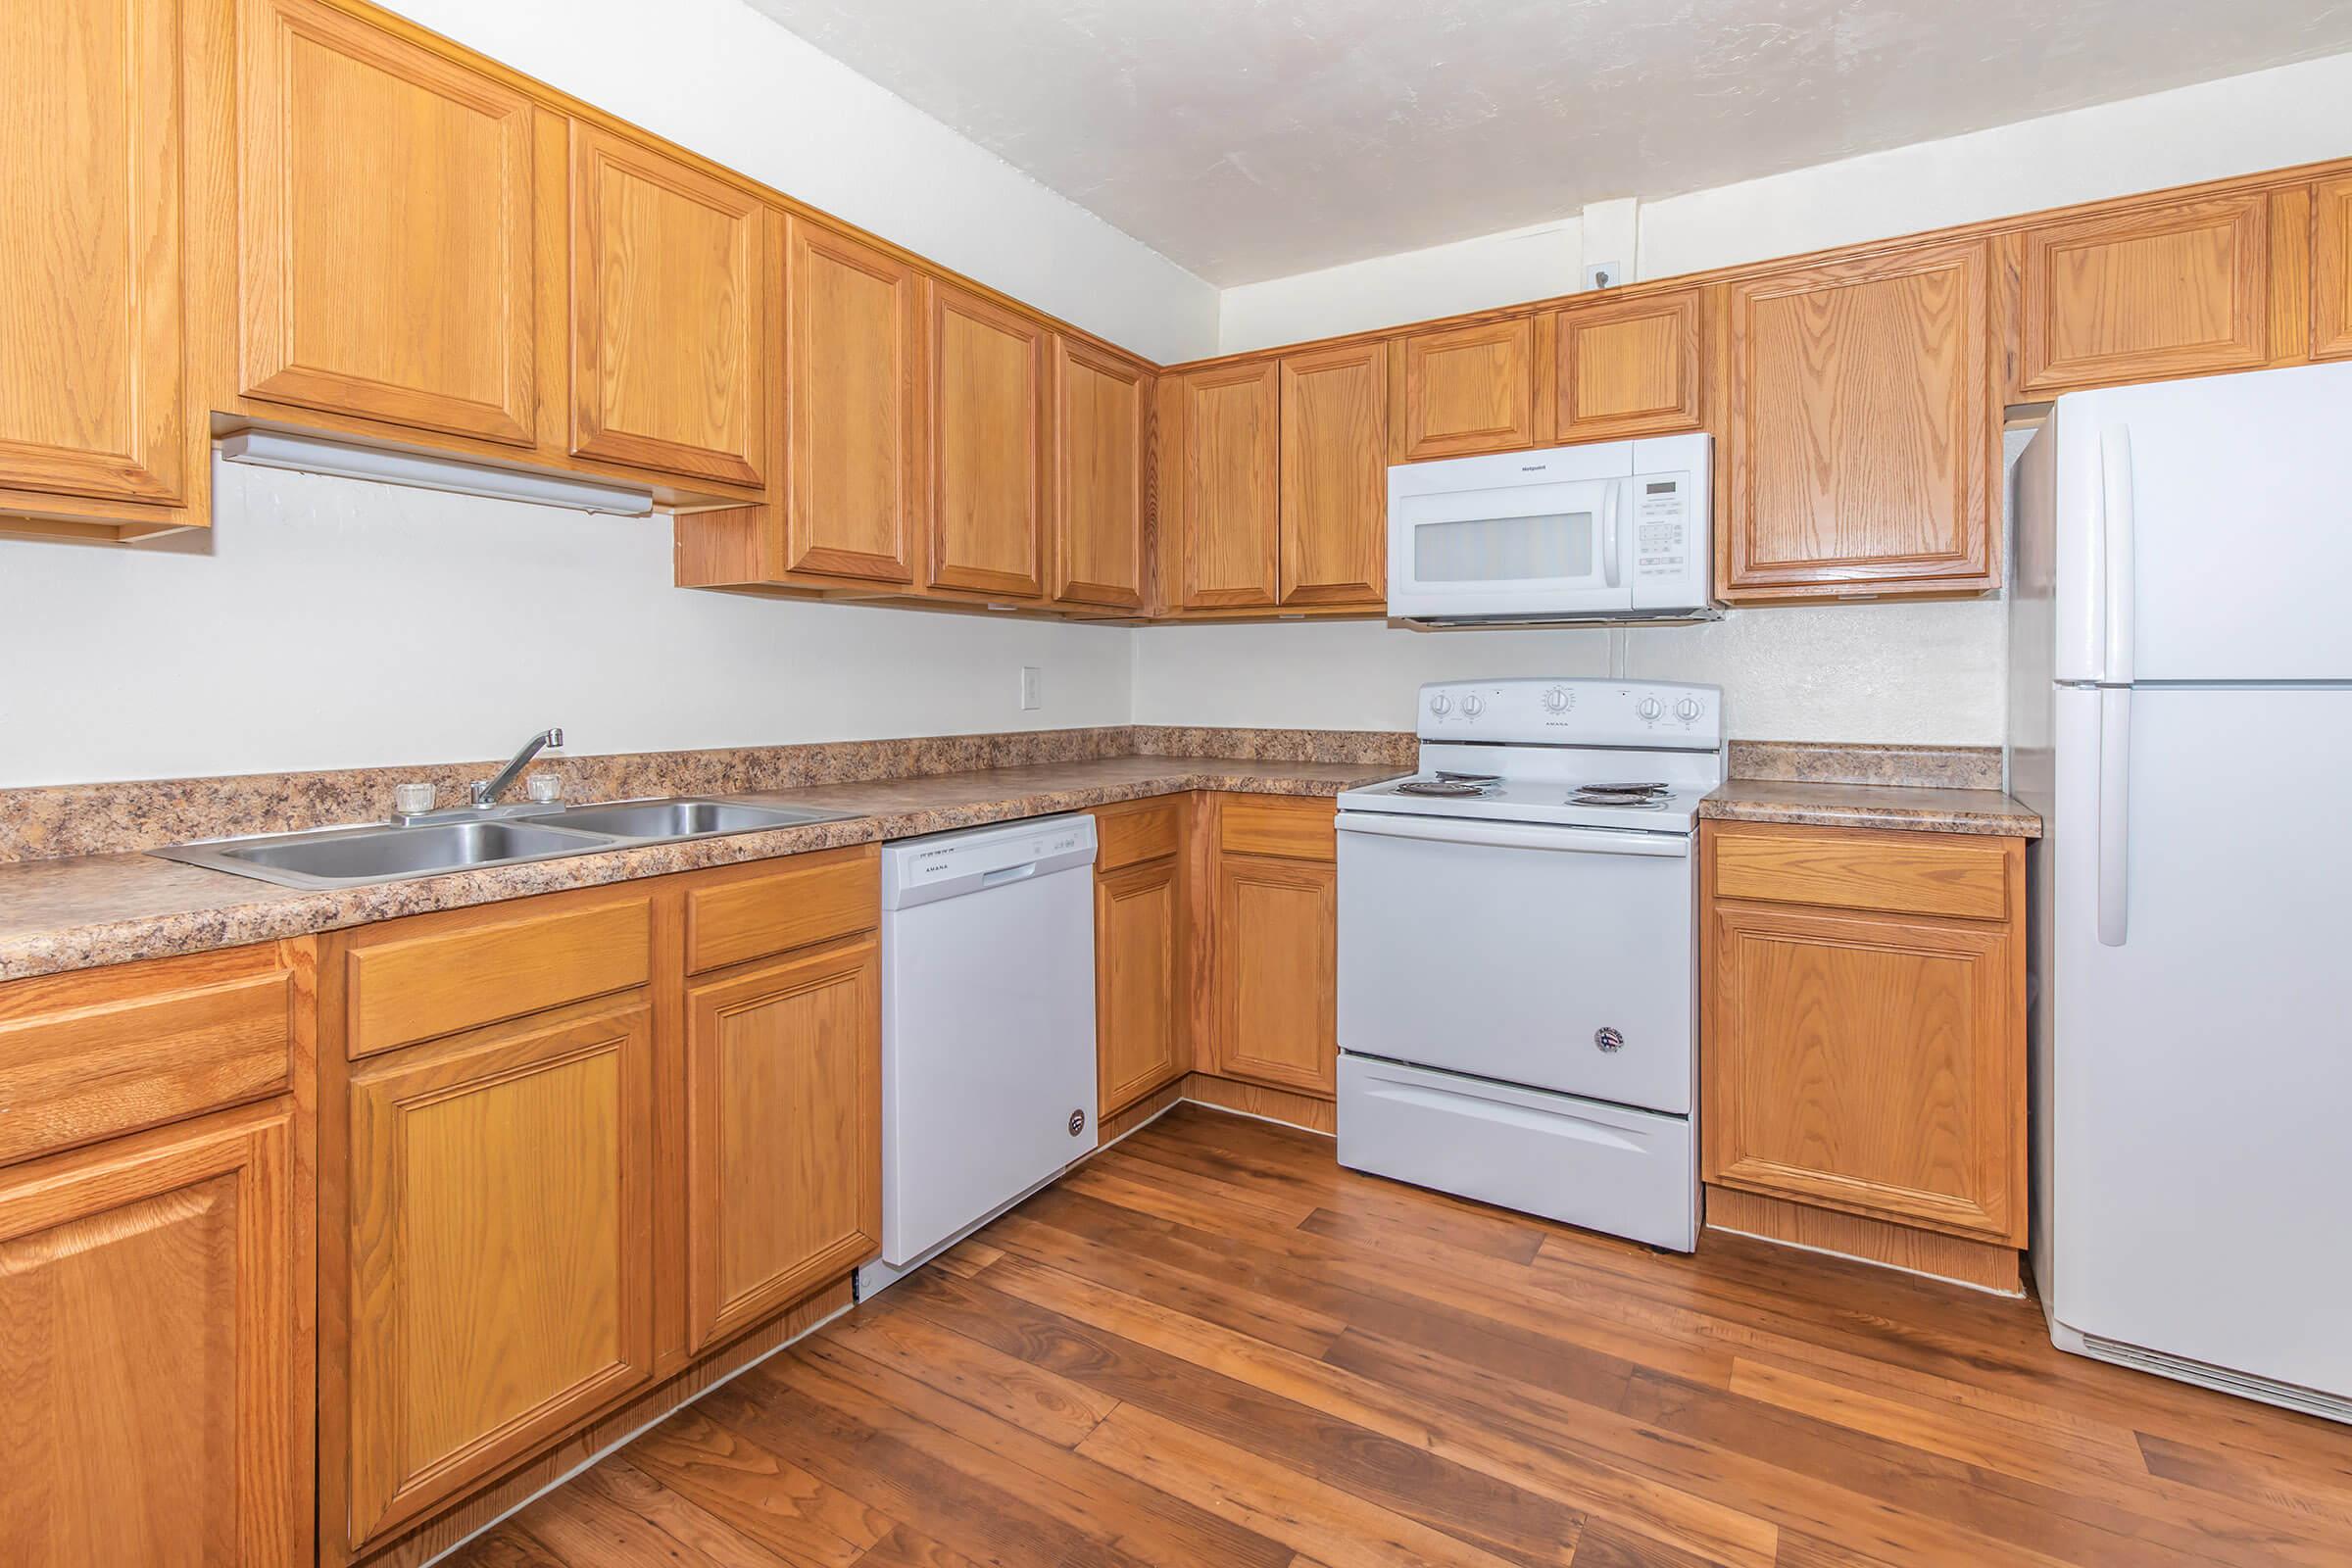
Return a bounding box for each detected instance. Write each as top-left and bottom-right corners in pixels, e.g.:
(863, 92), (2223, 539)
(2099, 424), (2136, 685)
(2096, 686), (2132, 947)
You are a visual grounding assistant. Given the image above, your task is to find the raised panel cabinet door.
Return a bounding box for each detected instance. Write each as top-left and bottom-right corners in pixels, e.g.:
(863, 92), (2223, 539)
(1391, 316), (1535, 461)
(683, 940), (880, 1352)
(0, 0), (185, 504)
(238, 0), (536, 445)
(1725, 237), (1993, 599)
(2019, 193), (2272, 393)
(927, 281), (1048, 598)
(570, 123), (767, 485)
(1278, 342), (1387, 606)
(1051, 336), (1149, 610)
(1214, 854), (1337, 1096)
(784, 218), (920, 585)
(0, 1104), (298, 1568)
(2316, 176), (2352, 362)
(1097, 857), (1183, 1115)
(1551, 287), (1706, 440)
(343, 1003), (658, 1546)
(1702, 902), (2023, 1243)
(1171, 361), (1281, 609)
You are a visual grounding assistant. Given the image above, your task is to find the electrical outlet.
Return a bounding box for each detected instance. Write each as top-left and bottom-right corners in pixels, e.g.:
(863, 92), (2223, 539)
(1584, 261), (1620, 290)
(1019, 666), (1042, 710)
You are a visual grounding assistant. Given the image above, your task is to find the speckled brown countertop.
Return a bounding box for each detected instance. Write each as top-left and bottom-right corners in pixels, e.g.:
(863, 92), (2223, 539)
(0, 758), (1397, 983)
(1699, 779), (2041, 838)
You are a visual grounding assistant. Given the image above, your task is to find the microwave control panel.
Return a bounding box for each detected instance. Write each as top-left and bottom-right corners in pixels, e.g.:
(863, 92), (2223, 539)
(1634, 476), (1690, 579)
(1625, 441), (1711, 610)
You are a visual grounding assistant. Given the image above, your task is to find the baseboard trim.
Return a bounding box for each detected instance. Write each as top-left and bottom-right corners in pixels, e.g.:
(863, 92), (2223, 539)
(1181, 1071), (1337, 1135)
(1705, 1185), (2023, 1295)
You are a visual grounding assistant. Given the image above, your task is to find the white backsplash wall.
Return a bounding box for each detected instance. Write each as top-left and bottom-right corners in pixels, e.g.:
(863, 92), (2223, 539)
(0, 464), (1132, 788)
(1129, 601), (2007, 745)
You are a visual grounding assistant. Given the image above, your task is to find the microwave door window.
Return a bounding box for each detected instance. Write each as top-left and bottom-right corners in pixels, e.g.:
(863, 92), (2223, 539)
(1413, 511), (1597, 585)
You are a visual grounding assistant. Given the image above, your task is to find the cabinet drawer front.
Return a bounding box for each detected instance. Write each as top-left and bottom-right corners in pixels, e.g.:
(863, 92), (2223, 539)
(1094, 798), (1183, 872)
(1218, 795), (1336, 863)
(1710, 825), (2008, 921)
(685, 851), (879, 975)
(347, 898), (652, 1057)
(0, 946), (297, 1167)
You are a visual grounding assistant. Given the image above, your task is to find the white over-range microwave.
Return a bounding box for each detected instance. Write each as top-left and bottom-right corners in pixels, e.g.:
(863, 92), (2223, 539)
(1385, 432), (1713, 625)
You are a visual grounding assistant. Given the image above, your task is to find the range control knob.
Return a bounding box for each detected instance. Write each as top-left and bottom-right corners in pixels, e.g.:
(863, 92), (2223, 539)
(1542, 685), (1572, 714)
(1461, 694), (1486, 717)
(1429, 693), (1452, 716)
(1675, 696), (1702, 721)
(1636, 696), (1664, 721)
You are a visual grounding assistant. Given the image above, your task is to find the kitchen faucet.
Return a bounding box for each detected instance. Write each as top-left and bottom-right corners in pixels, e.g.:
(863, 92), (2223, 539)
(472, 727), (564, 807)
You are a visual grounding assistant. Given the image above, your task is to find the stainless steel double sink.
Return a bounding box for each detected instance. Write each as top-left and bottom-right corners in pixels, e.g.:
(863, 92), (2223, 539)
(152, 798), (858, 890)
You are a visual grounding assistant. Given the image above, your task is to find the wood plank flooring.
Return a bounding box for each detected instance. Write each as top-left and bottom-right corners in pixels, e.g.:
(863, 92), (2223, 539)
(452, 1104), (2352, 1567)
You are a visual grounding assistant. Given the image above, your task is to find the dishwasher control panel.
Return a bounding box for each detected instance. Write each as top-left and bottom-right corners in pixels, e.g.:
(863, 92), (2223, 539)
(882, 813), (1098, 910)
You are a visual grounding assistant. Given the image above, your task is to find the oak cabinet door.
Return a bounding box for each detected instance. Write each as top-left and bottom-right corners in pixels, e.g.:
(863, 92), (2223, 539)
(1549, 288), (1706, 441)
(1214, 854), (1337, 1096)
(238, 0), (537, 446)
(343, 1003), (657, 1546)
(1168, 361), (1281, 610)
(2018, 193), (2272, 393)
(570, 124), (768, 485)
(0, 0), (186, 505)
(1096, 857), (1183, 1115)
(2316, 176), (2352, 362)
(1724, 237), (1993, 599)
(683, 941), (880, 1352)
(1390, 317), (1535, 461)
(1278, 342), (1387, 607)
(926, 281), (1048, 598)
(1050, 337), (1150, 611)
(783, 218), (921, 584)
(1703, 902), (2022, 1243)
(0, 1105), (299, 1568)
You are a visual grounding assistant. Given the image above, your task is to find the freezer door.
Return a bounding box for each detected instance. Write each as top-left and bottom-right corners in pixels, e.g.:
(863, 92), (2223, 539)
(2046, 361), (2352, 683)
(2046, 686), (2352, 1396)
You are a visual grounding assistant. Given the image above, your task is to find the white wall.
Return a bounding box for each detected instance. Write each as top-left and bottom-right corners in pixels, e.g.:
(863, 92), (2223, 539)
(0, 464), (1131, 787)
(1217, 220), (1581, 357)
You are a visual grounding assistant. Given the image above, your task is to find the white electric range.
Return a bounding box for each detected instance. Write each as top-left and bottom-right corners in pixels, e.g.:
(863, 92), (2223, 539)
(1334, 677), (1723, 1250)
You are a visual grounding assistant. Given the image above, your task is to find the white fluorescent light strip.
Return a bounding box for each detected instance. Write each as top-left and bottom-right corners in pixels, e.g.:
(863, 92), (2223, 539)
(217, 430), (658, 516)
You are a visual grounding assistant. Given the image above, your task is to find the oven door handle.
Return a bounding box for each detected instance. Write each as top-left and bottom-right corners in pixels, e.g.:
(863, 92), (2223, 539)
(1337, 811), (1690, 858)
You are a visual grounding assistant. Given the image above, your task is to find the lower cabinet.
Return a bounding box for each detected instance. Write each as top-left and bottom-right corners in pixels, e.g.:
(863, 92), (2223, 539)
(1208, 796), (1340, 1100)
(1095, 855), (1184, 1114)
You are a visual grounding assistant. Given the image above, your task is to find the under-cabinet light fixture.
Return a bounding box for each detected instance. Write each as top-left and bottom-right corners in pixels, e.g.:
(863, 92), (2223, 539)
(217, 430), (659, 516)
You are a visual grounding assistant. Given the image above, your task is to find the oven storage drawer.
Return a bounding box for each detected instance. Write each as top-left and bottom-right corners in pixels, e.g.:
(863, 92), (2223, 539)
(1338, 1054), (1695, 1250)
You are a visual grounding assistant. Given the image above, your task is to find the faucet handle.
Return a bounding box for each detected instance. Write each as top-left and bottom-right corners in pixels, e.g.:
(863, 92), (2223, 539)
(547, 727), (564, 749)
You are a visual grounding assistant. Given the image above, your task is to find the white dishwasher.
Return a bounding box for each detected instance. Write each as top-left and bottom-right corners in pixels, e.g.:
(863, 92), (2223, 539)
(858, 813), (1099, 1297)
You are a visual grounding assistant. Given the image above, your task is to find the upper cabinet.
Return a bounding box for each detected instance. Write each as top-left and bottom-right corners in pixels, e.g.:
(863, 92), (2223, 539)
(925, 280), (1049, 599)
(2315, 176), (2352, 362)
(1164, 361), (1281, 610)
(1723, 237), (1994, 601)
(2015, 193), (2272, 395)
(781, 218), (922, 585)
(238, 0), (543, 447)
(1389, 317), (1536, 461)
(568, 124), (769, 486)
(1547, 287), (1709, 441)
(1278, 342), (1387, 606)
(1051, 337), (1151, 612)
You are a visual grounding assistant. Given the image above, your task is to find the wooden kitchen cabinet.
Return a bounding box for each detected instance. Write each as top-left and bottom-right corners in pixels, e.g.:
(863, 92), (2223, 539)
(1547, 287), (1709, 440)
(683, 939), (880, 1351)
(926, 279), (1049, 599)
(1210, 796), (1339, 1099)
(1389, 316), (1537, 461)
(1093, 798), (1189, 1116)
(1702, 821), (2027, 1281)
(1164, 360), (1282, 610)
(1, 0), (195, 535)
(1278, 342), (1388, 606)
(238, 0), (544, 447)
(2015, 192), (2272, 394)
(1051, 335), (1152, 611)
(569, 123), (769, 485)
(1723, 236), (1995, 600)
(2315, 175), (2352, 362)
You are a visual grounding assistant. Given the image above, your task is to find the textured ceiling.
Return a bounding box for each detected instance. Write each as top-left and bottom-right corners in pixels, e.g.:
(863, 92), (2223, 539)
(741, 0), (2352, 284)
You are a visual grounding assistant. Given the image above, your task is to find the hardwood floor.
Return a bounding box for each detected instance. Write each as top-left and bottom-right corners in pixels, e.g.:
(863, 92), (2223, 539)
(452, 1104), (2352, 1567)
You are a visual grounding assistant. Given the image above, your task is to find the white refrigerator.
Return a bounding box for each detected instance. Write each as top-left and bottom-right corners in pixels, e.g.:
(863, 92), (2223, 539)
(2011, 359), (2352, 1422)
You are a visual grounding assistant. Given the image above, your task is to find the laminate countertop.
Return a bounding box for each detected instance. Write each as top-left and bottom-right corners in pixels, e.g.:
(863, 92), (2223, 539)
(0, 758), (1398, 984)
(1699, 779), (2042, 838)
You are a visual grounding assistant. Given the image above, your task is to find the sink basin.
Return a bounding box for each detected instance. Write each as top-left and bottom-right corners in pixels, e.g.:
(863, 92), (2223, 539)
(156, 819), (616, 889)
(522, 799), (847, 842)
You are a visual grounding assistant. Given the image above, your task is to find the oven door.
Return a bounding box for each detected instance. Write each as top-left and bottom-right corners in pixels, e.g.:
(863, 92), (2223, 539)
(1385, 475), (1630, 619)
(1336, 811), (1695, 1114)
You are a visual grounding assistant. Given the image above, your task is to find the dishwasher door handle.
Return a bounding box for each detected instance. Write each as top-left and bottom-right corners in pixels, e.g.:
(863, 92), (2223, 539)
(980, 860), (1041, 888)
